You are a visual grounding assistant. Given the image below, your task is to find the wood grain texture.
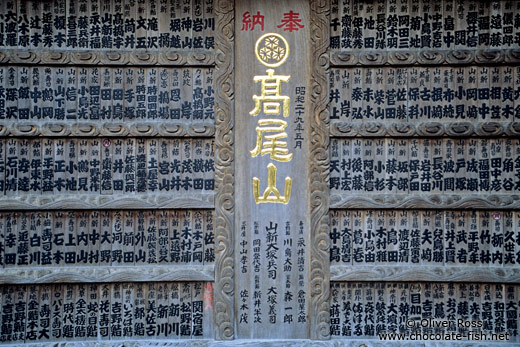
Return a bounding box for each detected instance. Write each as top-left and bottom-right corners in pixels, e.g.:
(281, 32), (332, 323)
(330, 194), (520, 210)
(0, 193), (214, 210)
(0, 265), (215, 284)
(331, 265), (520, 283)
(330, 122), (520, 138)
(310, 0), (331, 340)
(0, 123), (215, 137)
(213, 0), (235, 340)
(15, 341), (508, 346)
(0, 50), (216, 66)
(330, 49), (520, 67)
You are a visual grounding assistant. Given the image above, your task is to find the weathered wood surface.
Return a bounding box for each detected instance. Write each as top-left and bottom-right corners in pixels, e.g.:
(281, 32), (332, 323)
(327, 1), (520, 344)
(331, 265), (520, 283)
(0, 282), (213, 343)
(329, 66), (520, 135)
(309, 0), (331, 340)
(0, 210), (215, 268)
(1, 0), (520, 343)
(330, 282), (518, 341)
(331, 0), (520, 53)
(330, 121), (520, 137)
(0, 138), (215, 198)
(0, 66), (215, 132)
(0, 50), (216, 66)
(7, 342), (515, 347)
(330, 194), (520, 210)
(0, 265), (215, 284)
(0, 0), (223, 343)
(212, 0), (235, 340)
(0, 193), (214, 210)
(234, 0), (311, 339)
(330, 138), (520, 197)
(330, 49), (520, 66)
(330, 210), (520, 268)
(0, 0), (215, 52)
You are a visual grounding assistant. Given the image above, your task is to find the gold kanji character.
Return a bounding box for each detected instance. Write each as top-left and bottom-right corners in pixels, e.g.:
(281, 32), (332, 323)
(250, 69), (290, 117)
(253, 163), (292, 204)
(250, 119), (293, 162)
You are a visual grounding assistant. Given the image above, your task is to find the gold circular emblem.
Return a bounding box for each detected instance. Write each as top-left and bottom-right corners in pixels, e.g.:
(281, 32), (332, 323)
(254, 33), (289, 68)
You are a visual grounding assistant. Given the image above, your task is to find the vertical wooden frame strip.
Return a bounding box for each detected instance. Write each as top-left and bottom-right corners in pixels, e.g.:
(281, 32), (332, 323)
(214, 0), (235, 340)
(310, 0), (331, 340)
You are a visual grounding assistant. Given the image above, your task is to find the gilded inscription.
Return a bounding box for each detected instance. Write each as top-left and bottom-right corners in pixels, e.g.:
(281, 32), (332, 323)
(250, 69), (291, 117)
(250, 119), (293, 162)
(251, 33), (293, 204)
(253, 163), (292, 204)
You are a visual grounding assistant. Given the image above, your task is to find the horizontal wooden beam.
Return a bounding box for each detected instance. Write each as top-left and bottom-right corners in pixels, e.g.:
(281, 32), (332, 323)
(0, 193), (215, 210)
(330, 122), (520, 138)
(17, 340), (509, 346)
(331, 265), (520, 283)
(330, 194), (520, 210)
(0, 122), (215, 138)
(330, 49), (520, 67)
(0, 265), (215, 284)
(0, 50), (216, 66)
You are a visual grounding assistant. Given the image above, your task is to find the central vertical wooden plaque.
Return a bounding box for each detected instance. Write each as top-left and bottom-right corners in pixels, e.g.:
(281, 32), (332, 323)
(235, 0), (311, 339)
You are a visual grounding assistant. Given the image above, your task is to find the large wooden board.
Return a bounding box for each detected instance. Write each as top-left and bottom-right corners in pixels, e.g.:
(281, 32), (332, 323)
(235, 0), (311, 339)
(0, 0), (215, 52)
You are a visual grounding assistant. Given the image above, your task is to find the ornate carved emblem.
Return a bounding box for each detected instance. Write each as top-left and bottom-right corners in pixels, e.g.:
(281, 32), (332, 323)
(254, 33), (289, 68)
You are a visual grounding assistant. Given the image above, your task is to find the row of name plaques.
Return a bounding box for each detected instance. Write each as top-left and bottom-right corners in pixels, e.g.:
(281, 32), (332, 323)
(0, 138), (215, 194)
(328, 0), (520, 344)
(0, 66), (215, 122)
(330, 138), (520, 193)
(330, 66), (520, 122)
(331, 0), (520, 51)
(331, 281), (520, 342)
(0, 281), (212, 343)
(0, 0), (215, 51)
(0, 210), (214, 267)
(0, 0), (218, 343)
(331, 210), (520, 266)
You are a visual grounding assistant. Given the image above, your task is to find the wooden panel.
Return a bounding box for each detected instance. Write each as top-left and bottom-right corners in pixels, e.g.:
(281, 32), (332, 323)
(0, 0), (235, 344)
(0, 209), (215, 281)
(329, 0), (520, 65)
(0, 138), (214, 209)
(330, 65), (520, 137)
(331, 209), (520, 271)
(330, 137), (520, 209)
(234, 0), (312, 339)
(7, 0), (520, 344)
(0, 282), (213, 343)
(0, 66), (215, 137)
(330, 281), (519, 343)
(0, 0), (215, 52)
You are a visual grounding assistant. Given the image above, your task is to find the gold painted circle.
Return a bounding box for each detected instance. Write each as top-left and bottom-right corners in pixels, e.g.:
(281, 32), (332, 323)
(254, 33), (289, 68)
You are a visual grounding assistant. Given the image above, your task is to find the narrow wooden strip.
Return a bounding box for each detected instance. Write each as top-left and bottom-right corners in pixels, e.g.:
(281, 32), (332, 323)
(0, 265), (215, 284)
